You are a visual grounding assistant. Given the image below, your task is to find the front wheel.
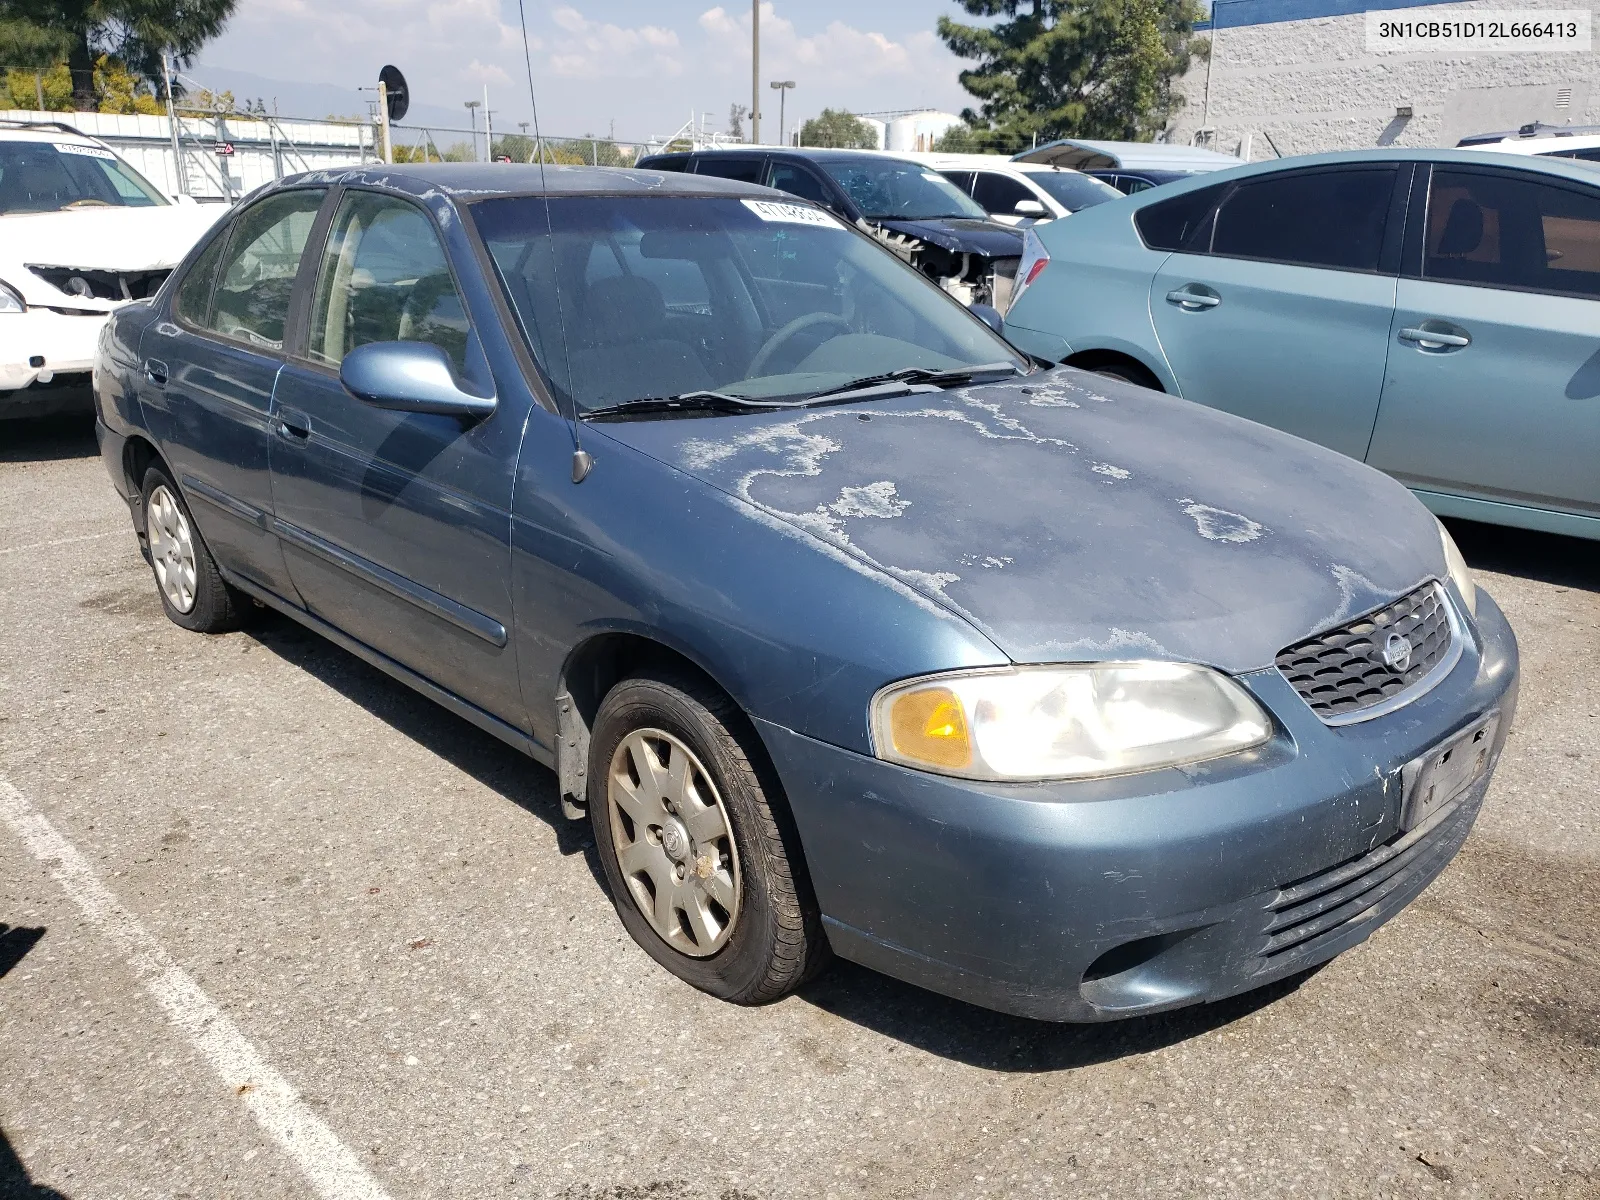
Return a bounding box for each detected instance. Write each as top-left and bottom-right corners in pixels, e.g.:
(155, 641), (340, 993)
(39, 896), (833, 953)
(588, 672), (827, 1004)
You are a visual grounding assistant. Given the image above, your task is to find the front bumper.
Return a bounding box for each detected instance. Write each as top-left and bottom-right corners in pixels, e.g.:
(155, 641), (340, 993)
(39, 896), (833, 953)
(0, 309), (108, 391)
(757, 590), (1519, 1022)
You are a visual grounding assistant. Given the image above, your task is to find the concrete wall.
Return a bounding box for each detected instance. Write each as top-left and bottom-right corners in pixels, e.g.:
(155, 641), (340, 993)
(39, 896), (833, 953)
(1168, 0), (1600, 158)
(2, 109), (372, 202)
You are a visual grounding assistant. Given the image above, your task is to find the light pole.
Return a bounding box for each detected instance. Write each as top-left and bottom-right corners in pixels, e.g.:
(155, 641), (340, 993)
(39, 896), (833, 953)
(750, 0), (760, 144)
(464, 99), (481, 161)
(769, 80), (795, 147)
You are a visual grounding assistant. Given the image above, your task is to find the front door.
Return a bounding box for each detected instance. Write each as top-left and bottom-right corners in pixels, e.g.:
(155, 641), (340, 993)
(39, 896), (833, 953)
(267, 189), (529, 726)
(1149, 165), (1405, 460)
(137, 188), (327, 602)
(1367, 165), (1600, 519)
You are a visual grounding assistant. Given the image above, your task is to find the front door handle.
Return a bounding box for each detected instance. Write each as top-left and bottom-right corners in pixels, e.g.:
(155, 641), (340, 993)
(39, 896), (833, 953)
(276, 408), (312, 441)
(144, 359), (168, 386)
(1166, 286), (1221, 310)
(1398, 324), (1471, 351)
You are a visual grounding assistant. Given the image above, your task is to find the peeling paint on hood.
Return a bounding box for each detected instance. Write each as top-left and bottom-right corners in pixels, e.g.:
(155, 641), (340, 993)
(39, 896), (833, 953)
(595, 367), (1449, 674)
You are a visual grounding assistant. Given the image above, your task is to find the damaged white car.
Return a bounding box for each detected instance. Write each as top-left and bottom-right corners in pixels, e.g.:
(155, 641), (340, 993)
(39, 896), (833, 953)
(0, 122), (222, 419)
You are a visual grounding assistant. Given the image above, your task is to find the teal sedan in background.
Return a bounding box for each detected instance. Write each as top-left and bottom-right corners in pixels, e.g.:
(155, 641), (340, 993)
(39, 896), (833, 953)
(1002, 148), (1600, 541)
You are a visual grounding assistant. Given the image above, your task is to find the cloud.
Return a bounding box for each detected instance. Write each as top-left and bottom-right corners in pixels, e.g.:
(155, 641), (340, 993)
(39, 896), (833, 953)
(548, 6), (683, 78)
(699, 3), (953, 84)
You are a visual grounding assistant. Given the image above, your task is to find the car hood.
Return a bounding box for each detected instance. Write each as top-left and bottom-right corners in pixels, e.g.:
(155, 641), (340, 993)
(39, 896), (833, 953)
(1, 204), (224, 307)
(872, 216), (1024, 259)
(594, 368), (1448, 674)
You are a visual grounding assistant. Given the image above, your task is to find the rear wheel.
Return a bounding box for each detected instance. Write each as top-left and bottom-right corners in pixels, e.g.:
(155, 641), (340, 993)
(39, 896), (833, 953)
(1091, 361), (1161, 390)
(141, 467), (244, 633)
(589, 671), (826, 1004)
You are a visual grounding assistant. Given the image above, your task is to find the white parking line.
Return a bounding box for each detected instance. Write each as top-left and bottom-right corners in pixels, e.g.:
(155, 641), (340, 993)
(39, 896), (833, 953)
(0, 778), (395, 1200)
(0, 530), (124, 557)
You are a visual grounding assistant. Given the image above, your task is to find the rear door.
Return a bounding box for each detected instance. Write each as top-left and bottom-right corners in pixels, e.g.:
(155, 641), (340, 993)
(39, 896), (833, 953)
(137, 187), (328, 602)
(1366, 164), (1600, 518)
(1149, 164), (1407, 459)
(267, 188), (529, 726)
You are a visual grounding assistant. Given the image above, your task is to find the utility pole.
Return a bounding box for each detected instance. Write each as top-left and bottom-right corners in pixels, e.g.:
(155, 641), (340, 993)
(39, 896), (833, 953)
(377, 79), (393, 163)
(162, 51), (188, 197)
(750, 0), (760, 145)
(770, 80), (794, 146)
(464, 99), (481, 161)
(483, 84), (493, 161)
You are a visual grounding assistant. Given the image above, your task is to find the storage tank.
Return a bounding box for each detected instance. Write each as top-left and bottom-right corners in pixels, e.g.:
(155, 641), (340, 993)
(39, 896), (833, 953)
(886, 111), (962, 153)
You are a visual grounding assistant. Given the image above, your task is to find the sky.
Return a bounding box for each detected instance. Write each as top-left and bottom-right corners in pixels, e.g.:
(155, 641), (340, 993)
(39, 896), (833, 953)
(187, 0), (981, 143)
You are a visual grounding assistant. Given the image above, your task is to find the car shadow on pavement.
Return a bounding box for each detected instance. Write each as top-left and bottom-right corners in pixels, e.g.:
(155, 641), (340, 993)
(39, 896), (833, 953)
(0, 923), (46, 982)
(246, 611), (602, 870)
(798, 958), (1323, 1072)
(1445, 516), (1599, 594)
(0, 416), (99, 464)
(0, 1129), (70, 1200)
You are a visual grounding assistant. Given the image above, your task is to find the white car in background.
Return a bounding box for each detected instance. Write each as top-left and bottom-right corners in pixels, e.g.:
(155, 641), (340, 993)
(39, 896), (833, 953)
(902, 153), (1125, 225)
(1459, 123), (1600, 163)
(0, 121), (223, 419)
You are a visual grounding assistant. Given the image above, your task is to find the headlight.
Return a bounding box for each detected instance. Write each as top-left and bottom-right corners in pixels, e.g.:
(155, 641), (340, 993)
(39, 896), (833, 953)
(870, 662), (1272, 782)
(1437, 519), (1477, 617)
(0, 282), (24, 313)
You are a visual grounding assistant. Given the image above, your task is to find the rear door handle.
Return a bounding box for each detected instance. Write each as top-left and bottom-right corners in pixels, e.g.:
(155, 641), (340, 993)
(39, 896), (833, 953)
(144, 359), (168, 386)
(276, 408), (312, 441)
(1398, 324), (1470, 350)
(1165, 286), (1221, 310)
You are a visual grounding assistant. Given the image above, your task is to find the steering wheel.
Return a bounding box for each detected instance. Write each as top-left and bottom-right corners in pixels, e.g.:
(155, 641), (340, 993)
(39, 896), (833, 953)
(748, 313), (852, 378)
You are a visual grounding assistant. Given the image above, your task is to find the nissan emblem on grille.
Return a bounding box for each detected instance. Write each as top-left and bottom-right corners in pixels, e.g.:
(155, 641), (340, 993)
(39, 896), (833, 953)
(1275, 583), (1459, 724)
(1382, 632), (1413, 673)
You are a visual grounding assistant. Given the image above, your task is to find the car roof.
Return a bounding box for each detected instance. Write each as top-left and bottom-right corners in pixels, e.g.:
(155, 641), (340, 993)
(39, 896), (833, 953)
(896, 152), (1090, 177)
(1106, 146), (1600, 204)
(1461, 132), (1600, 155)
(1012, 139), (1243, 172)
(0, 121), (104, 147)
(272, 162), (780, 200)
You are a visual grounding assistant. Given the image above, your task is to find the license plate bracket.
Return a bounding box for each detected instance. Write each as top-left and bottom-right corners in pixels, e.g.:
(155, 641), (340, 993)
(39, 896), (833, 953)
(1400, 711), (1500, 832)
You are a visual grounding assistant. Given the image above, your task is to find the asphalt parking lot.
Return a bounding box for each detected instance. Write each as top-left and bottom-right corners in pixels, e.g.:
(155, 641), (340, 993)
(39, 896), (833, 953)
(0, 414), (1596, 1200)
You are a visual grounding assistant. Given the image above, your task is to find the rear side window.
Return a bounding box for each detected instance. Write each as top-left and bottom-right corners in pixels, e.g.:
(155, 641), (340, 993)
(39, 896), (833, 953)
(642, 156), (689, 172)
(174, 230), (227, 325)
(972, 171), (1036, 216)
(1212, 168), (1396, 271)
(937, 170), (975, 195)
(205, 189), (325, 349)
(1135, 183), (1225, 250)
(695, 157), (764, 183)
(1425, 168), (1600, 298)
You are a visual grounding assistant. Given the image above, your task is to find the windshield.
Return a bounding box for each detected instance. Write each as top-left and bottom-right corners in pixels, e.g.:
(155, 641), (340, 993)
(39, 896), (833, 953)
(474, 195), (1025, 414)
(1026, 169), (1123, 212)
(0, 140), (167, 214)
(817, 159), (989, 221)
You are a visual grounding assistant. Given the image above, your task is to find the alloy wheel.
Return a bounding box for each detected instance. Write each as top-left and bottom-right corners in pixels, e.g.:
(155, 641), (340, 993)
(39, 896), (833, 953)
(147, 484), (198, 614)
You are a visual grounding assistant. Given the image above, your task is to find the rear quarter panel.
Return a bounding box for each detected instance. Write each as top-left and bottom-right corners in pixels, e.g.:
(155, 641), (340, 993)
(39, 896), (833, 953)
(1002, 201), (1176, 387)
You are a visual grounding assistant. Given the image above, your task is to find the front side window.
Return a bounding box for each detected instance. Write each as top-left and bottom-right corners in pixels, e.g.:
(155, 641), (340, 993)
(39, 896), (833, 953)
(0, 140), (167, 213)
(971, 172), (1036, 216)
(206, 189), (326, 349)
(816, 159), (988, 221)
(1212, 168), (1396, 272)
(307, 192), (470, 370)
(475, 195), (1023, 412)
(1425, 168), (1600, 298)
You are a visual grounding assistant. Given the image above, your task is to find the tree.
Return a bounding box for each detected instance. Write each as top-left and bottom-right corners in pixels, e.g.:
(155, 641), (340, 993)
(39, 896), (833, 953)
(938, 0), (1206, 148)
(0, 0), (237, 111)
(727, 102), (748, 142)
(798, 108), (877, 150)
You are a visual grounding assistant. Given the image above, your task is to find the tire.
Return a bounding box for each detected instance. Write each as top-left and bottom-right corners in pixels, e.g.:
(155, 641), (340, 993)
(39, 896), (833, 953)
(588, 671), (827, 1004)
(140, 466), (244, 633)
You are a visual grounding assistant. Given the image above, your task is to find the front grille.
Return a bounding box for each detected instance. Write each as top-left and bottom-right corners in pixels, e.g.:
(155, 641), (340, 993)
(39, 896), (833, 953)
(28, 265), (170, 302)
(1277, 583), (1455, 723)
(1257, 789), (1478, 968)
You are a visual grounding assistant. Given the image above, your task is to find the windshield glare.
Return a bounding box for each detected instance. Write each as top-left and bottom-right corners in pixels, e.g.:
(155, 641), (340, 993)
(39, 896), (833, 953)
(0, 141), (167, 214)
(475, 195), (1025, 413)
(1028, 169), (1123, 211)
(817, 159), (989, 221)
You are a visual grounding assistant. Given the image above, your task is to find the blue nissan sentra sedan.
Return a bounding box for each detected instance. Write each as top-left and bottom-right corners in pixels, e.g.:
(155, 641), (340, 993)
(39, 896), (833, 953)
(93, 165), (1518, 1022)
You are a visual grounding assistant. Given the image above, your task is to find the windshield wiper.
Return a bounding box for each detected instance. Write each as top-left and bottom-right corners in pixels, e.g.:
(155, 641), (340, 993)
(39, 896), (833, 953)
(581, 390), (795, 421)
(797, 361), (1022, 405)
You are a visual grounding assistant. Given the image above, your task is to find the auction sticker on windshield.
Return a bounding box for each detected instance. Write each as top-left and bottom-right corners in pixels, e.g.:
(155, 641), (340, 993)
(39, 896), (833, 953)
(742, 199), (842, 227)
(55, 142), (116, 159)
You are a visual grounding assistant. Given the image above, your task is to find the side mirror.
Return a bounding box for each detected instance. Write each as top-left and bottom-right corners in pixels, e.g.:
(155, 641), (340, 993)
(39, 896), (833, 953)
(969, 304), (1005, 334)
(1013, 198), (1047, 218)
(339, 341), (497, 419)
